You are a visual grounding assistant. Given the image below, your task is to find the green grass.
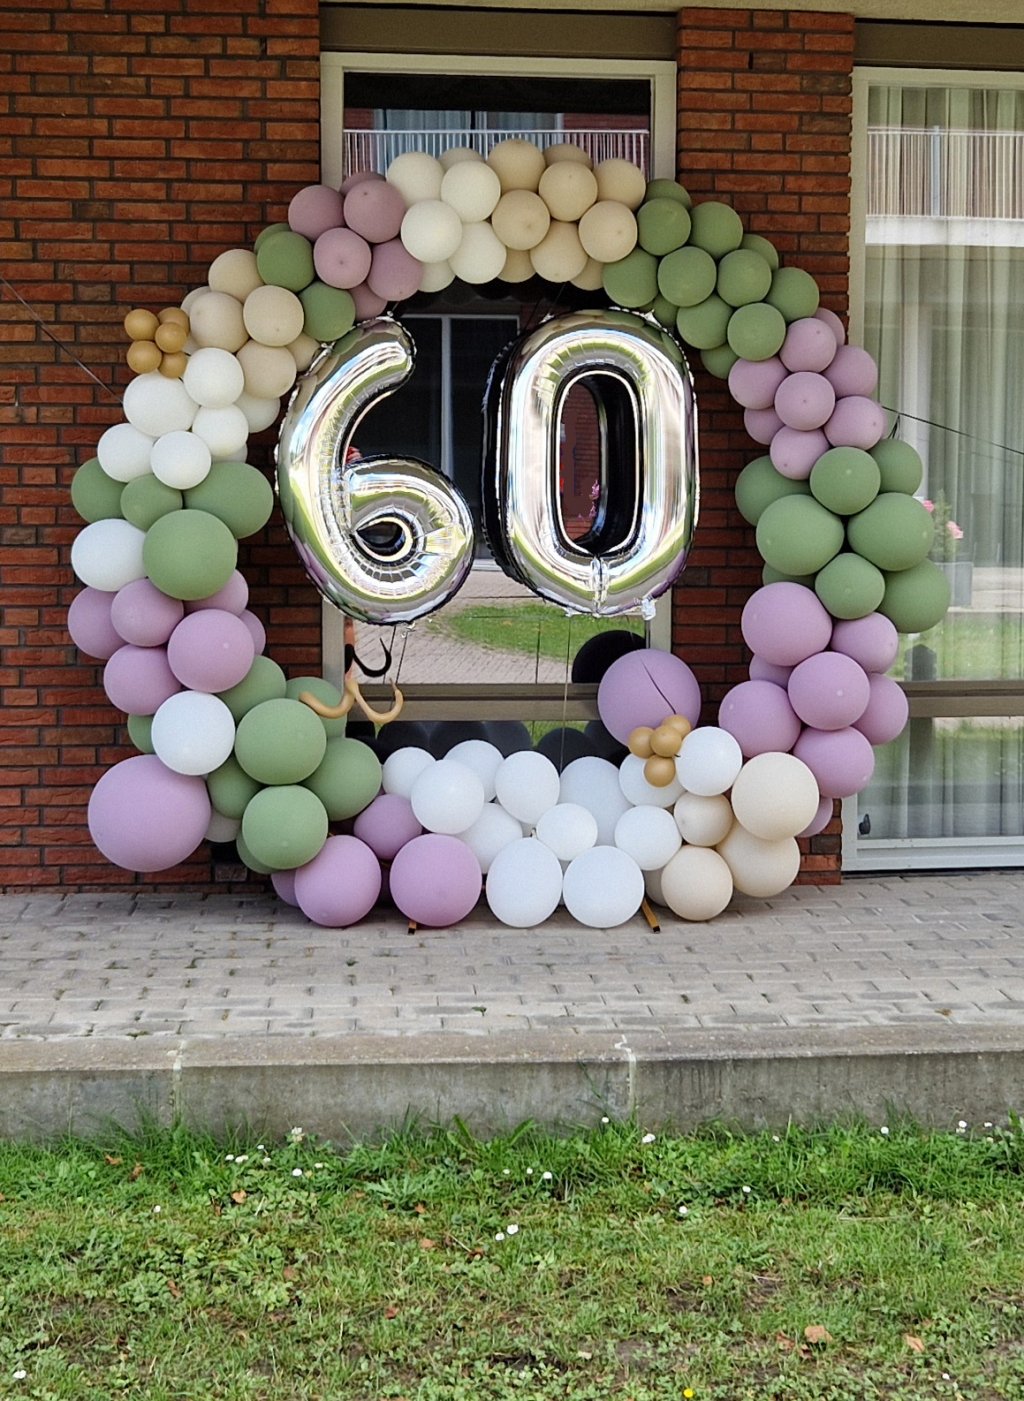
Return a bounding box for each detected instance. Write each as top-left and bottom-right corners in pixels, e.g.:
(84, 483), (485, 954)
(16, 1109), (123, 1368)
(438, 605), (645, 663)
(2, 1120), (1024, 1399)
(898, 613), (1024, 682)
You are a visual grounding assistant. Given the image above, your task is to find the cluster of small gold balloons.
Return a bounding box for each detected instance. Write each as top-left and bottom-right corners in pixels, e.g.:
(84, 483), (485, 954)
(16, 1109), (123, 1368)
(627, 713), (694, 787)
(123, 306), (192, 380)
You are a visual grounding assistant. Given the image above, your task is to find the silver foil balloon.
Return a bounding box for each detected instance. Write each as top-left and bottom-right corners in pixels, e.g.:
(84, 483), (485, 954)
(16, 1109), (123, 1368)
(276, 317), (475, 625)
(483, 310), (699, 616)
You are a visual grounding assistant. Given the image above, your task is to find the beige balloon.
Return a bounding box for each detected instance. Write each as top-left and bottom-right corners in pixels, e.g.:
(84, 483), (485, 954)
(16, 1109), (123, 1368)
(716, 822), (801, 898)
(188, 290), (248, 352)
(498, 248), (535, 284)
(209, 248), (264, 301)
(577, 201), (638, 263)
(538, 162), (598, 222)
(491, 190), (551, 251)
(571, 256), (605, 292)
(418, 259), (455, 294)
(730, 752), (820, 841)
(673, 791), (733, 848)
(661, 845), (734, 921)
(287, 331), (320, 372)
(448, 221), (506, 284)
(595, 158), (647, 210)
(544, 142), (593, 169)
(386, 151), (443, 203)
(529, 221), (588, 283)
(441, 161), (501, 223)
(440, 145), (483, 171)
(237, 340), (298, 399)
(487, 138), (546, 193)
(243, 284), (305, 348)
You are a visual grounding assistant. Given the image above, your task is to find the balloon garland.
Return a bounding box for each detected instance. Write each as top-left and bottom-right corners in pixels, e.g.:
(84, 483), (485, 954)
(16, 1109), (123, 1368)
(68, 138), (951, 928)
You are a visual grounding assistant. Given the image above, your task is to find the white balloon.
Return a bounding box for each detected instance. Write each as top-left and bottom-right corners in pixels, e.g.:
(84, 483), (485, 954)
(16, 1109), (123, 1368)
(459, 802), (523, 874)
(150, 430), (212, 490)
(382, 746), (434, 799)
(661, 845), (734, 921)
(235, 390), (281, 434)
(562, 845), (644, 928)
(676, 726), (744, 797)
(123, 372), (198, 437)
(410, 758), (485, 835)
(151, 691), (236, 776)
(96, 421), (154, 483)
(191, 404), (250, 460)
(644, 864), (666, 907)
(494, 750), (561, 826)
(716, 822), (801, 898)
(70, 518), (147, 591)
(182, 346), (245, 409)
(613, 805), (681, 871)
(535, 802), (598, 862)
(673, 791), (733, 847)
(618, 752), (682, 808)
(485, 837), (563, 927)
(730, 752), (820, 840)
(445, 740), (504, 801)
(206, 810), (241, 843)
(558, 756), (631, 845)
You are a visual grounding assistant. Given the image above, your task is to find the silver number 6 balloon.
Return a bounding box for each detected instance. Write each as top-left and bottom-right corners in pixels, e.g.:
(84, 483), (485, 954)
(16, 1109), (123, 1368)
(276, 316), (476, 625)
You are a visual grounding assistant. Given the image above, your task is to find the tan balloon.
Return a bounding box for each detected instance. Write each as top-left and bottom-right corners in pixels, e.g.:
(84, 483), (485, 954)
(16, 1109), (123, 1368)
(628, 726), (654, 758)
(287, 331), (320, 372)
(124, 307), (159, 342)
(651, 724), (682, 758)
(157, 351), (187, 379)
(538, 162), (598, 222)
(237, 340), (298, 399)
(643, 754), (678, 787)
(529, 221), (588, 283)
(595, 158), (647, 210)
(127, 339), (162, 374)
(491, 190), (551, 251)
(497, 248), (535, 284)
(157, 306), (190, 328)
(487, 139), (546, 193)
(578, 201), (638, 263)
(154, 321), (188, 354)
(544, 142), (593, 169)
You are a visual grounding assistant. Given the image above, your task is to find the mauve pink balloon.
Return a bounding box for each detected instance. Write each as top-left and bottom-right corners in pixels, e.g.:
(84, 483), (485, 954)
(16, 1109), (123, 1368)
(769, 425), (830, 480)
(824, 395), (887, 450)
(103, 644), (181, 715)
(314, 227), (373, 289)
(349, 281), (389, 320)
(184, 571), (249, 616)
(389, 833), (482, 927)
(237, 609), (266, 656)
(793, 725), (875, 799)
(271, 869), (299, 906)
(718, 679), (801, 757)
(749, 653), (792, 687)
(774, 371), (836, 431)
(344, 180), (406, 243)
(741, 583), (832, 668)
(110, 578), (184, 647)
(294, 834), (382, 927)
(87, 754), (211, 872)
(814, 306), (846, 346)
(824, 344), (878, 398)
(744, 405), (784, 446)
(787, 652), (871, 730)
(597, 649), (702, 745)
(829, 613), (899, 673)
(779, 316), (837, 373)
(167, 608), (255, 692)
(288, 184), (345, 241)
(367, 239), (423, 302)
(799, 794), (835, 838)
(67, 588), (122, 660)
(353, 792), (422, 860)
(728, 356), (788, 410)
(340, 169), (383, 195)
(852, 672), (909, 745)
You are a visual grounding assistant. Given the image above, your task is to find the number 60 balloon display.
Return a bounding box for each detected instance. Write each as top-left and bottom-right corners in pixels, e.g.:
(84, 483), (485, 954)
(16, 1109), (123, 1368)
(276, 308), (699, 622)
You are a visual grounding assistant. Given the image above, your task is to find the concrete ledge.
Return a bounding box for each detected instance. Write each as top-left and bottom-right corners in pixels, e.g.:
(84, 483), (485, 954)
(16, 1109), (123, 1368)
(2, 1024), (1024, 1141)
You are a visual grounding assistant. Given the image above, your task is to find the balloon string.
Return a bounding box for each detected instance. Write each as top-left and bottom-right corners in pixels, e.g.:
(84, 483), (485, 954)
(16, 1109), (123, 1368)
(1, 276), (120, 400)
(885, 408), (1024, 461)
(558, 613), (573, 774)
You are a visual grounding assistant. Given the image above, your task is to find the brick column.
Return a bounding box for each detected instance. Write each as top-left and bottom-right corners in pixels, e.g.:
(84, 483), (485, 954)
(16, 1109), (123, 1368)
(0, 0), (322, 891)
(675, 7), (855, 882)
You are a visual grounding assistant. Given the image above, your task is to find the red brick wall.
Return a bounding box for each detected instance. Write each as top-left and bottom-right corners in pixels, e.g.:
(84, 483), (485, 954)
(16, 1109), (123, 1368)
(674, 7), (855, 880)
(0, 0), (322, 890)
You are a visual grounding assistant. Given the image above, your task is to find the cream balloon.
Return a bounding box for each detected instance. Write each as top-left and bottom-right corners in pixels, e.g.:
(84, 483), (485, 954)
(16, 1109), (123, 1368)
(209, 248), (264, 301)
(730, 751), (820, 840)
(571, 257), (605, 292)
(237, 341), (298, 399)
(498, 248), (536, 284)
(448, 221), (506, 284)
(417, 259), (455, 294)
(400, 199), (463, 263)
(440, 145), (483, 171)
(672, 791), (733, 847)
(287, 332), (321, 372)
(386, 151), (442, 203)
(578, 201), (638, 262)
(529, 221), (588, 283)
(660, 845), (734, 921)
(538, 162), (598, 222)
(187, 290), (248, 352)
(717, 822), (801, 898)
(441, 160), (501, 222)
(594, 158), (647, 210)
(243, 284), (305, 347)
(544, 142), (593, 169)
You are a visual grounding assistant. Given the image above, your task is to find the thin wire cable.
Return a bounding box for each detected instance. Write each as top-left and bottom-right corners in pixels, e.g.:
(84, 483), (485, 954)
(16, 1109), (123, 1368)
(1, 276), (120, 401)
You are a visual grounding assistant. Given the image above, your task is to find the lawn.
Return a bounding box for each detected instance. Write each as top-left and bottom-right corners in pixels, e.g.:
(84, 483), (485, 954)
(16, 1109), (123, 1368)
(438, 604), (644, 664)
(1, 1120), (1023, 1399)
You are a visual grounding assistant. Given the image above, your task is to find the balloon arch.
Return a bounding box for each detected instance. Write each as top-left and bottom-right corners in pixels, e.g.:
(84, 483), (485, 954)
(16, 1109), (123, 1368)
(68, 140), (951, 929)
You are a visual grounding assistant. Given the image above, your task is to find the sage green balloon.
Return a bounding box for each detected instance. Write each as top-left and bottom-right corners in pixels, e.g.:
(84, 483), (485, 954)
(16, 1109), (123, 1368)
(700, 343), (739, 379)
(765, 265), (820, 322)
(756, 495), (844, 576)
(741, 232), (780, 271)
(300, 281), (356, 343)
(870, 437), (924, 495)
(256, 229), (315, 292)
(235, 829), (276, 875)
(813, 552), (886, 620)
(762, 563), (815, 588)
(217, 654), (287, 722)
(207, 755), (262, 820)
(603, 247), (659, 308)
(285, 675), (347, 738)
(234, 697), (328, 785)
(657, 245), (717, 309)
(675, 294), (732, 351)
(735, 454), (811, 526)
(184, 461), (274, 539)
(71, 458), (123, 522)
(142, 508), (238, 601)
(645, 178), (691, 209)
(879, 559), (951, 634)
(303, 737), (383, 821)
(636, 198), (691, 256)
(726, 302), (786, 361)
(254, 221), (290, 252)
(716, 249), (773, 308)
(127, 712), (155, 754)
(241, 785), (329, 871)
(809, 447), (881, 516)
(847, 493), (935, 572)
(650, 294), (678, 328)
(121, 474), (183, 531)
(688, 200), (744, 258)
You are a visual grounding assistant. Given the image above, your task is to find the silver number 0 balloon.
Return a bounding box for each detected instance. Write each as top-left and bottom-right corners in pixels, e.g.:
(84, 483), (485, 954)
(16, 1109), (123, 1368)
(276, 317), (476, 625)
(483, 310), (699, 617)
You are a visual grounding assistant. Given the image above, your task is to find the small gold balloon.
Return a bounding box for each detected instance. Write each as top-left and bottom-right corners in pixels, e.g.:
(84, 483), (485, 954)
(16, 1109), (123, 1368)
(127, 339), (162, 374)
(154, 321), (188, 354)
(124, 307), (159, 341)
(158, 307), (190, 328)
(157, 351), (188, 378)
(651, 724), (682, 758)
(665, 714), (693, 739)
(628, 725), (654, 759)
(643, 754), (678, 787)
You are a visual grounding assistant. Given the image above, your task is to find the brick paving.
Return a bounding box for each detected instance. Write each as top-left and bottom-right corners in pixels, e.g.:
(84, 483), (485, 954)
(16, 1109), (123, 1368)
(1, 872), (1021, 1043)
